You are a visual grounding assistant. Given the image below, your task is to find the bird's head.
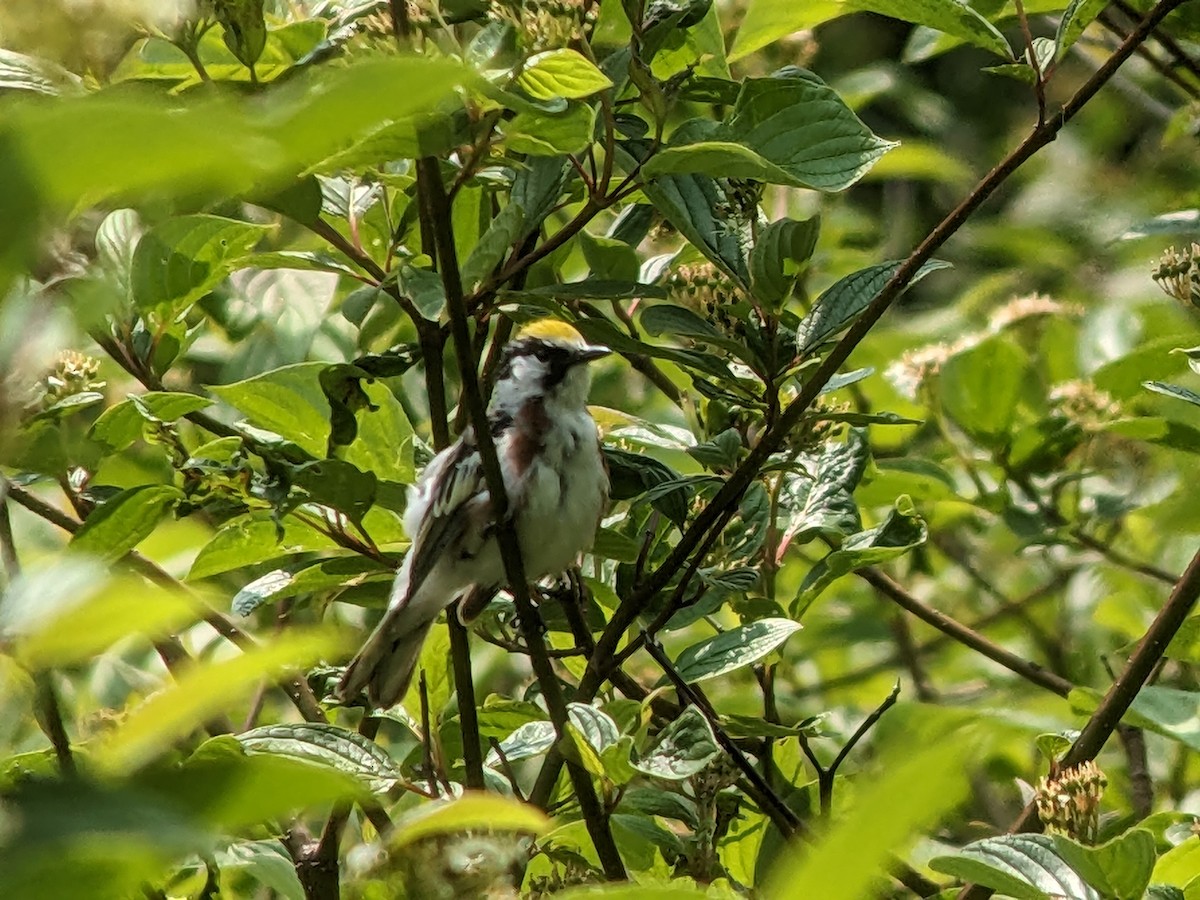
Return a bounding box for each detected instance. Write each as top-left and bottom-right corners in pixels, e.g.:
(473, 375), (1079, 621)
(491, 320), (609, 417)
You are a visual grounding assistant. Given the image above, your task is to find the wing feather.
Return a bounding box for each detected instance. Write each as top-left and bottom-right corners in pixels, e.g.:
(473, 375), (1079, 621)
(400, 430), (489, 606)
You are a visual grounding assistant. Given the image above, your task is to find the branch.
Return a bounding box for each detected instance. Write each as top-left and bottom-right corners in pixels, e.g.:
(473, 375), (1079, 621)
(415, 156), (626, 880)
(956, 542), (1200, 899)
(796, 681), (901, 817)
(858, 568), (1074, 698)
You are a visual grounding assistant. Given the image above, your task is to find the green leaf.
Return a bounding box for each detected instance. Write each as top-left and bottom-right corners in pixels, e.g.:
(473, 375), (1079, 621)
(215, 0), (268, 68)
(644, 70), (896, 192)
(89, 391), (214, 452)
(209, 362), (330, 457)
(338, 381), (417, 489)
(1165, 616), (1200, 663)
(1152, 837), (1200, 892)
(640, 304), (756, 363)
(462, 200), (524, 291)
(216, 840), (304, 900)
(672, 618), (802, 683)
(0, 780), (210, 899)
(1056, 0), (1108, 57)
(231, 558), (393, 616)
(1051, 830), (1156, 900)
(517, 49), (614, 100)
(780, 427), (868, 545)
(188, 515), (341, 580)
(632, 706), (721, 780)
(505, 101), (596, 156)
(581, 230), (641, 282)
(728, 0), (841, 62)
(567, 703), (620, 751)
(764, 732), (974, 900)
(130, 214), (271, 314)
(719, 713), (822, 739)
(797, 258), (950, 352)
(730, 0), (1011, 62)
(930, 834), (1101, 900)
(0, 56), (468, 214)
(238, 723), (403, 794)
(232, 569), (295, 617)
(95, 629), (344, 773)
(389, 794), (551, 848)
(750, 215), (820, 306)
(1127, 687), (1200, 752)
(940, 336), (1030, 443)
(794, 496), (927, 611)
(625, 142), (751, 287)
(604, 447), (692, 526)
(15, 577), (197, 671)
(289, 459), (377, 525)
(1145, 381), (1200, 410)
(69, 484), (184, 562)
(485, 720), (556, 766)
(145, 735), (365, 831)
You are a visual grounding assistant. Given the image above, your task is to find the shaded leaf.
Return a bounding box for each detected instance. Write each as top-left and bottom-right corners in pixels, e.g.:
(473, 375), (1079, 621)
(238, 722), (403, 794)
(131, 214), (270, 314)
(794, 496), (927, 610)
(209, 362), (330, 458)
(672, 618), (802, 683)
(633, 706), (720, 780)
(69, 484), (183, 562)
(797, 258), (950, 352)
(930, 834), (1101, 900)
(645, 69), (896, 192)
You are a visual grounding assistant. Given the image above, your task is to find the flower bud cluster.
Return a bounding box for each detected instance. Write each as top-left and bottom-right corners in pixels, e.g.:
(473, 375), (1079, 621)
(35, 350), (104, 409)
(1048, 380), (1120, 431)
(1153, 243), (1200, 309)
(884, 334), (980, 400)
(1034, 760), (1107, 843)
(668, 262), (745, 335)
(988, 293), (1083, 332)
(491, 0), (596, 53)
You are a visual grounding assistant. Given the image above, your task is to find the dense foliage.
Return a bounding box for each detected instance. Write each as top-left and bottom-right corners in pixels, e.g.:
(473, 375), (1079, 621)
(1, 0), (1200, 898)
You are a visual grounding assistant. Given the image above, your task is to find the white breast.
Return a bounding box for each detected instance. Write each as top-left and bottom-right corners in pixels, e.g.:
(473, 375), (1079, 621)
(514, 411), (607, 578)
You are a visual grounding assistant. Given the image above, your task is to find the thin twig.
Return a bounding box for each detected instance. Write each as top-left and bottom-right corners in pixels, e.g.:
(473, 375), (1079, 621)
(488, 738), (528, 802)
(795, 571), (1070, 698)
(1096, 12), (1200, 99)
(449, 616), (486, 789)
(1, 486), (78, 776)
(797, 682), (901, 817)
(859, 567), (1074, 698)
(1013, 0), (1047, 124)
(1114, 0), (1200, 81)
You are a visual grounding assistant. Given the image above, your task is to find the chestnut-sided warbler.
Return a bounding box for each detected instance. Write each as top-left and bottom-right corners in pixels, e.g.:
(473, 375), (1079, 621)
(338, 322), (610, 708)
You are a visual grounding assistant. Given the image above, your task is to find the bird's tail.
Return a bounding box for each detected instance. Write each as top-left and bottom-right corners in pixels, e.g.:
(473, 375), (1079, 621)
(338, 616), (433, 709)
(338, 556), (438, 708)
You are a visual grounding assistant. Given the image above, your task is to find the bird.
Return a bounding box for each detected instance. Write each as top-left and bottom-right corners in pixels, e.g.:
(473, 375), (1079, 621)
(337, 320), (611, 708)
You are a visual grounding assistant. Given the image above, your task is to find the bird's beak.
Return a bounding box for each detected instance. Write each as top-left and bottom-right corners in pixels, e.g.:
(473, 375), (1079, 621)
(573, 344), (611, 364)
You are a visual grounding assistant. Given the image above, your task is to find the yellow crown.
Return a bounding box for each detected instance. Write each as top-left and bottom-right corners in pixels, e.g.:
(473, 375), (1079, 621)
(516, 319), (585, 344)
